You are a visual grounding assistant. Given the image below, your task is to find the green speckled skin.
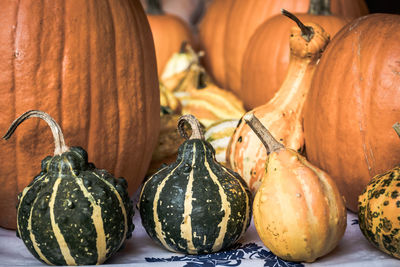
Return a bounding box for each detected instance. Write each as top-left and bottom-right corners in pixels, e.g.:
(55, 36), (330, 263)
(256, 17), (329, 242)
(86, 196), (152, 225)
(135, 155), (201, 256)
(358, 166), (400, 259)
(17, 147), (134, 265)
(139, 139), (252, 254)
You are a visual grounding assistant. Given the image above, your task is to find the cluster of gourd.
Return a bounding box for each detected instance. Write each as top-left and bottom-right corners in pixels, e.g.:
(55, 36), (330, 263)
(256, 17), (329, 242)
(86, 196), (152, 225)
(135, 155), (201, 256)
(0, 0), (399, 266)
(146, 0), (400, 262)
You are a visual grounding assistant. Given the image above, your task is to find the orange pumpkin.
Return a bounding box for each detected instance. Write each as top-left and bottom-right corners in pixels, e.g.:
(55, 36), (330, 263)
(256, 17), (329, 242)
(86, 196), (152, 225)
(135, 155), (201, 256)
(0, 0), (159, 229)
(198, 0), (235, 89)
(146, 0), (195, 75)
(303, 13), (400, 212)
(199, 0), (367, 96)
(241, 0), (351, 109)
(227, 11), (330, 192)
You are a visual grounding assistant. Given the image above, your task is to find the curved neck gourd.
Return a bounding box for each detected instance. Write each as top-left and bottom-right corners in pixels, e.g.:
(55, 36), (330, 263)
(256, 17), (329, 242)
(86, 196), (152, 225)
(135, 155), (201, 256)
(267, 10), (329, 114)
(3, 110), (69, 155)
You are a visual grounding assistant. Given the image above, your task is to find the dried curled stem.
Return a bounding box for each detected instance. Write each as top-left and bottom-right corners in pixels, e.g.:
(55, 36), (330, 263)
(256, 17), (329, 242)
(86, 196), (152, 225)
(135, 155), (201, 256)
(3, 110), (69, 155)
(281, 9), (314, 42)
(178, 114), (204, 140)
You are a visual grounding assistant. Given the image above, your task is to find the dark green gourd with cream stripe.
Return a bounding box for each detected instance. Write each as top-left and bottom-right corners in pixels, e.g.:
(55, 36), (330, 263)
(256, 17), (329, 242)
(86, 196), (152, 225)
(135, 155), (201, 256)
(3, 110), (134, 265)
(139, 114), (252, 254)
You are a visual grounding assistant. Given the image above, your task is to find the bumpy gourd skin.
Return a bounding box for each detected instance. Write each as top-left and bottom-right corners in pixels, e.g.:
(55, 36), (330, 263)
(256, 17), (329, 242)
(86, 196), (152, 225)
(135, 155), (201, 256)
(358, 166), (400, 259)
(17, 146), (134, 266)
(139, 139), (252, 254)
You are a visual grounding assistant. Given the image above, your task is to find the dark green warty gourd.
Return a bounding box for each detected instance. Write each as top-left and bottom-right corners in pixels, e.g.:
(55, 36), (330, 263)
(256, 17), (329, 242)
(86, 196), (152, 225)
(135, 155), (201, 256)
(3, 110), (134, 266)
(139, 114), (252, 254)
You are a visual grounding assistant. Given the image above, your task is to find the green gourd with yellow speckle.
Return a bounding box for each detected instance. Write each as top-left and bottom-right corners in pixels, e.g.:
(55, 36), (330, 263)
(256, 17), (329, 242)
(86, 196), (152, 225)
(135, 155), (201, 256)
(358, 122), (400, 259)
(3, 110), (134, 265)
(139, 114), (252, 254)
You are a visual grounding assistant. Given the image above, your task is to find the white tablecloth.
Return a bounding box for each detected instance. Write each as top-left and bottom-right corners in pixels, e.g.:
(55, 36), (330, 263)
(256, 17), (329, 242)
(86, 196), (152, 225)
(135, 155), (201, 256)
(1, 191), (399, 267)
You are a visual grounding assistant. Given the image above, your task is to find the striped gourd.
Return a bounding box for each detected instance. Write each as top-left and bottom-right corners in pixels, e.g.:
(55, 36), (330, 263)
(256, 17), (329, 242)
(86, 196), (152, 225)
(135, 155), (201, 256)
(175, 72), (245, 128)
(139, 115), (252, 254)
(205, 119), (239, 167)
(4, 110), (134, 266)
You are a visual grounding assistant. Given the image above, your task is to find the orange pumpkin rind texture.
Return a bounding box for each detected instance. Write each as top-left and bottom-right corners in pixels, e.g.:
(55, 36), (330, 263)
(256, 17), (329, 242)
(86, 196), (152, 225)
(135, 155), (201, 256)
(0, 0), (159, 229)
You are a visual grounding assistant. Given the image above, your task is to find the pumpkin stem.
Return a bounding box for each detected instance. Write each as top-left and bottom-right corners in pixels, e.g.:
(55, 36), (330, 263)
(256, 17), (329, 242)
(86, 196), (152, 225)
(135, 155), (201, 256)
(393, 122), (400, 138)
(179, 41), (188, 53)
(178, 114), (204, 140)
(146, 0), (164, 15)
(3, 110), (69, 156)
(281, 9), (314, 42)
(243, 113), (284, 153)
(308, 0), (331, 15)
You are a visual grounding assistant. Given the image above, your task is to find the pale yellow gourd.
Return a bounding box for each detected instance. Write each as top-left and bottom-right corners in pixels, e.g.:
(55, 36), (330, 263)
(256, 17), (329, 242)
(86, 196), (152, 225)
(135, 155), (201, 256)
(244, 113), (347, 263)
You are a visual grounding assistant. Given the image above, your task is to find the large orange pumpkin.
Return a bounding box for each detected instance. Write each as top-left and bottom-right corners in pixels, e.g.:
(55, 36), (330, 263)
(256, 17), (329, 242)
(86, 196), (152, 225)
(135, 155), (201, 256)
(199, 0), (368, 96)
(303, 13), (400, 212)
(240, 0), (354, 110)
(0, 0), (159, 229)
(146, 0), (195, 75)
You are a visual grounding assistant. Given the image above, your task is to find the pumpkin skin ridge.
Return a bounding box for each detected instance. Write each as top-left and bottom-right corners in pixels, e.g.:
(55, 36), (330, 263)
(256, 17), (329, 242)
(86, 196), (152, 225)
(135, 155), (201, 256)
(303, 13), (400, 211)
(0, 0), (159, 229)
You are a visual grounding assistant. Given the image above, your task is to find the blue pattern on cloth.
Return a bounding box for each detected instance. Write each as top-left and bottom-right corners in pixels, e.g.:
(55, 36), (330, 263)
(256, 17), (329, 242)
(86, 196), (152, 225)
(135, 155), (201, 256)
(145, 243), (304, 267)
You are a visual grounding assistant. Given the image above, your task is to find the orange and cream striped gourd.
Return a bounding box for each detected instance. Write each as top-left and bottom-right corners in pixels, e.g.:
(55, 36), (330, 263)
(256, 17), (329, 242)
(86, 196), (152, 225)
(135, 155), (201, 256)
(174, 64), (245, 128)
(227, 10), (330, 192)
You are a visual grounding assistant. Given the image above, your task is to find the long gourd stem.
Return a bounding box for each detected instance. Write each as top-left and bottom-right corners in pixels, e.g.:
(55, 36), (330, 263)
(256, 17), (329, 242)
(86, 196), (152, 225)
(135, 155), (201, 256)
(146, 0), (163, 15)
(281, 9), (314, 42)
(308, 0), (331, 15)
(3, 110), (69, 155)
(243, 113), (284, 153)
(178, 114), (204, 140)
(393, 122), (400, 138)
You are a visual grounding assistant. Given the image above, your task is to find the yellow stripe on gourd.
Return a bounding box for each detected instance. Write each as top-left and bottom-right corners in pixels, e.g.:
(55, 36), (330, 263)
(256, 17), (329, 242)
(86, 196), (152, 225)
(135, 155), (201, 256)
(68, 160), (107, 265)
(222, 165), (250, 239)
(49, 177), (76, 265)
(17, 175), (46, 240)
(180, 144), (197, 253)
(202, 143), (231, 252)
(26, 186), (53, 266)
(92, 172), (128, 252)
(152, 149), (186, 252)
